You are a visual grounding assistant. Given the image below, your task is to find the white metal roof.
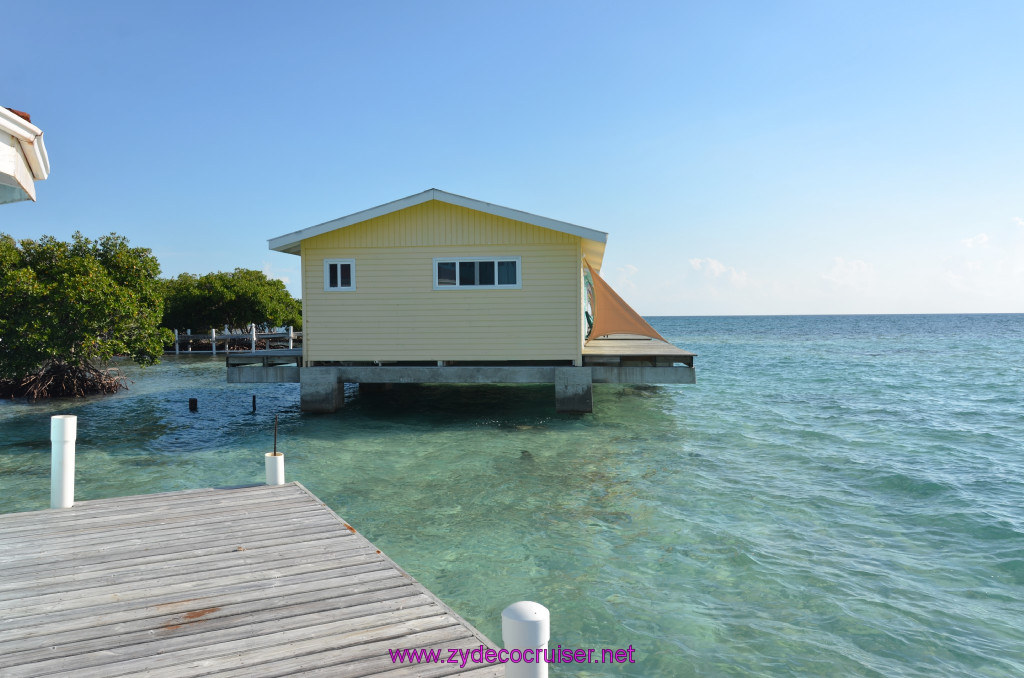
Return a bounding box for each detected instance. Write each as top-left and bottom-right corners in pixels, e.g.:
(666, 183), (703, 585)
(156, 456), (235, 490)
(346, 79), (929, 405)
(268, 189), (609, 261)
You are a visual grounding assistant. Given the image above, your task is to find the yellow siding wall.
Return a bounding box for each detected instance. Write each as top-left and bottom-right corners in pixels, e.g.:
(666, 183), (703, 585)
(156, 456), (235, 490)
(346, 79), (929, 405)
(301, 200), (583, 363)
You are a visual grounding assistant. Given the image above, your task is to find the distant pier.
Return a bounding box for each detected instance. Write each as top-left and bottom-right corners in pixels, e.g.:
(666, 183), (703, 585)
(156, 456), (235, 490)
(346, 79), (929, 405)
(168, 327), (302, 355)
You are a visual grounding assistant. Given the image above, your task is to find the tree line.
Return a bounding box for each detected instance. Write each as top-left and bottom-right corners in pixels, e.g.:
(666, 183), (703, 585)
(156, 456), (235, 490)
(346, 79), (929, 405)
(162, 269), (301, 333)
(0, 232), (301, 398)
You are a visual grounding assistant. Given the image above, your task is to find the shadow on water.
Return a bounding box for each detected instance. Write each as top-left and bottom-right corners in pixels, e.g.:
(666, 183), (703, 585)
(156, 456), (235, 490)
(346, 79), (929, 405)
(344, 383), (564, 423)
(292, 382), (690, 490)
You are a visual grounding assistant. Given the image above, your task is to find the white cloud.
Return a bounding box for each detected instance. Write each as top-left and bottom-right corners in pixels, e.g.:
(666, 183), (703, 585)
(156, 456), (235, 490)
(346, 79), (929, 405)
(961, 233), (990, 248)
(262, 261), (293, 285)
(940, 237), (1024, 306)
(689, 257), (749, 287)
(1014, 217), (1024, 228)
(613, 264), (639, 290)
(729, 268), (748, 286)
(822, 257), (876, 289)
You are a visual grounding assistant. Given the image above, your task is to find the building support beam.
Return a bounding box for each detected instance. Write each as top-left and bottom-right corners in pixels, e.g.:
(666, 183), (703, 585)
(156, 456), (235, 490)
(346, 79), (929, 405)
(229, 363), (694, 414)
(300, 367), (343, 413)
(227, 366), (300, 383)
(554, 367), (593, 413)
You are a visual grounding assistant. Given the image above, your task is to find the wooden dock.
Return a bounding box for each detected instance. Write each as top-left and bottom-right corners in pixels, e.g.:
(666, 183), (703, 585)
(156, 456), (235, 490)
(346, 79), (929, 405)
(0, 483), (500, 677)
(583, 336), (696, 367)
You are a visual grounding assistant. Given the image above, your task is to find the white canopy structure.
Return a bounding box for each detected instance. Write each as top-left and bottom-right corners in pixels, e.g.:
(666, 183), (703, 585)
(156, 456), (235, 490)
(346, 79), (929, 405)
(0, 107), (49, 204)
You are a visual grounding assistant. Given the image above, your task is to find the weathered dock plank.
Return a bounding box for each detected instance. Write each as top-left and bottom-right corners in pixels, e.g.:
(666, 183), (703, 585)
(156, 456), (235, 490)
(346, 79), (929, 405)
(0, 483), (498, 677)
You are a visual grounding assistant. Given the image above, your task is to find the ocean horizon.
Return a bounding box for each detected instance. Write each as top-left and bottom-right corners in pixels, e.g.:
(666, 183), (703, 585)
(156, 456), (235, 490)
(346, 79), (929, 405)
(2, 313), (1022, 676)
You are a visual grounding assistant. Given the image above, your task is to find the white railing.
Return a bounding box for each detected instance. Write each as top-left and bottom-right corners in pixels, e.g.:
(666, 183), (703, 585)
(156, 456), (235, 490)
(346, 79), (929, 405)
(170, 325), (301, 355)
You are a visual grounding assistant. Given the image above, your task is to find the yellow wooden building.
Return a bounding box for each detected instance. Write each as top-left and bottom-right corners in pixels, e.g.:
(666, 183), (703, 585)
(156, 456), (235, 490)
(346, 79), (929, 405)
(254, 189), (695, 412)
(270, 189), (609, 366)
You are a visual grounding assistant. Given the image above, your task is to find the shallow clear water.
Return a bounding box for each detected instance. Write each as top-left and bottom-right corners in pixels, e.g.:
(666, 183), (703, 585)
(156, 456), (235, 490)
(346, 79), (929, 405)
(2, 315), (1022, 676)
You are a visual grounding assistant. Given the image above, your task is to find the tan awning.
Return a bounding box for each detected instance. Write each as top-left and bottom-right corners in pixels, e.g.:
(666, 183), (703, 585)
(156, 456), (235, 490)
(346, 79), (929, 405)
(585, 260), (665, 342)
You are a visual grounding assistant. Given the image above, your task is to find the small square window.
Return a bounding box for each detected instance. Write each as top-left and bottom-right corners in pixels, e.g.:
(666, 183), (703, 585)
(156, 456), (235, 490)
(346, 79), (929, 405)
(324, 259), (356, 291)
(437, 261), (456, 286)
(498, 260), (517, 285)
(478, 261), (496, 285)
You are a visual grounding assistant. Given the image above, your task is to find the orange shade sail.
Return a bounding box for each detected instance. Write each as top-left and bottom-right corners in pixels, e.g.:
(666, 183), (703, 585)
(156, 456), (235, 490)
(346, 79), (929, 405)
(585, 260), (666, 342)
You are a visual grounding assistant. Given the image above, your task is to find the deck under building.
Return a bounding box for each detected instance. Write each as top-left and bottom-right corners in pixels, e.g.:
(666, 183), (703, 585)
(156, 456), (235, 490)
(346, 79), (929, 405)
(225, 338), (696, 413)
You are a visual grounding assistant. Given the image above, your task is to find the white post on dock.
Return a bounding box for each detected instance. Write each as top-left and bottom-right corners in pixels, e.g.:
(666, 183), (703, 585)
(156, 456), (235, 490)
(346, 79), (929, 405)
(288, 325), (294, 349)
(502, 601), (550, 678)
(265, 453), (284, 485)
(174, 329), (179, 355)
(50, 415), (77, 509)
(211, 328), (217, 356)
(250, 325), (257, 354)
(187, 328), (192, 352)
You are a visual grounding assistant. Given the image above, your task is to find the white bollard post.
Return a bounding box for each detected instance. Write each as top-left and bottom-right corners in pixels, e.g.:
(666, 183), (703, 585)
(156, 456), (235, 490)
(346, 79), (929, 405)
(187, 328), (192, 352)
(251, 325), (257, 354)
(174, 329), (179, 355)
(50, 415), (77, 509)
(211, 328), (217, 356)
(288, 325), (294, 349)
(502, 601), (549, 678)
(265, 453), (284, 485)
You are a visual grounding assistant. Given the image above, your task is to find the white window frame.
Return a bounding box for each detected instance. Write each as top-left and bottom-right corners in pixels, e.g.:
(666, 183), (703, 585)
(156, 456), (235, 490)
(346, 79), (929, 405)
(432, 256), (522, 290)
(323, 258), (356, 291)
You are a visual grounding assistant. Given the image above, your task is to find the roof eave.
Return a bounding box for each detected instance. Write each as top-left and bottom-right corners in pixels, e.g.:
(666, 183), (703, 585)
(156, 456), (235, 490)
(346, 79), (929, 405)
(583, 239), (607, 273)
(267, 189), (609, 254)
(0, 108), (48, 180)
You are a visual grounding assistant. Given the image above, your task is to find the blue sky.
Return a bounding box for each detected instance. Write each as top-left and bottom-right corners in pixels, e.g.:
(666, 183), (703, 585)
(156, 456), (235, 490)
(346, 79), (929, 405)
(4, 1), (1022, 314)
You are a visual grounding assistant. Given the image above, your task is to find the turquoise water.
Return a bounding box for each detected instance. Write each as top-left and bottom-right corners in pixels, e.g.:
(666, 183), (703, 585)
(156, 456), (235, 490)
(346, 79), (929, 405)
(2, 314), (1022, 676)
